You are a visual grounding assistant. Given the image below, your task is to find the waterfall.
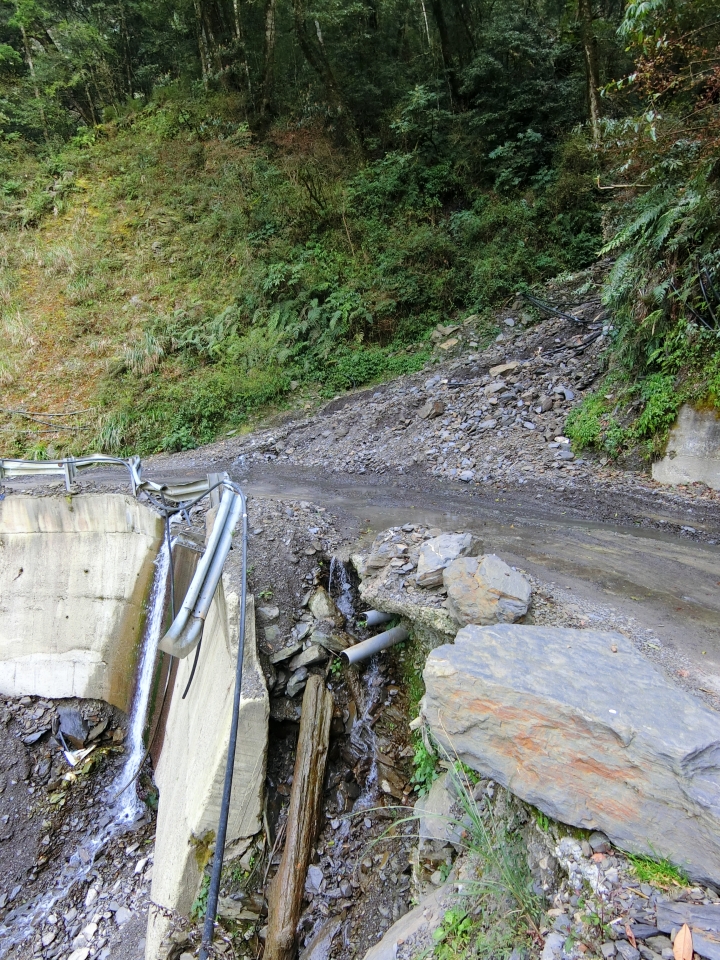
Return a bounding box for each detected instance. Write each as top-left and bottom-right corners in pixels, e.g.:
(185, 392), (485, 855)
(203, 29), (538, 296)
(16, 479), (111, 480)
(328, 557), (355, 621)
(0, 538), (171, 955)
(114, 537), (171, 822)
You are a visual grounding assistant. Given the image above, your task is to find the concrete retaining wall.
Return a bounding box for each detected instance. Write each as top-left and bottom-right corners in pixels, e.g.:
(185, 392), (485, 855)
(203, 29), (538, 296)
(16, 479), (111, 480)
(146, 584), (268, 960)
(653, 404), (720, 490)
(0, 495), (163, 710)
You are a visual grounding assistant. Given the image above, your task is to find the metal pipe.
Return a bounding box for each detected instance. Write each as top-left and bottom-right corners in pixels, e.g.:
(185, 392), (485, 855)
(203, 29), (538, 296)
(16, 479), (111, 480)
(160, 492), (243, 658)
(198, 484), (248, 960)
(158, 488), (234, 656)
(364, 610), (394, 628)
(341, 626), (409, 665)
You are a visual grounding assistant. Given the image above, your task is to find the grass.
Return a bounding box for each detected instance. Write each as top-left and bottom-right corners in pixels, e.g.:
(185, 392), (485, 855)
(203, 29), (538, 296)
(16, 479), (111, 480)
(0, 89), (604, 460)
(627, 853), (690, 888)
(426, 764), (543, 960)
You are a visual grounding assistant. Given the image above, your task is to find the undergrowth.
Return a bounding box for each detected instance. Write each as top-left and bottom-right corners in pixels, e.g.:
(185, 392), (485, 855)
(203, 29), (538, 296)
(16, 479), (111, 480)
(0, 91), (602, 458)
(428, 764), (542, 960)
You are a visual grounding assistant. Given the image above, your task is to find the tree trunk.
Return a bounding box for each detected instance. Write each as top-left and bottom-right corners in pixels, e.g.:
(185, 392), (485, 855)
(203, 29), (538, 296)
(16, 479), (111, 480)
(260, 0), (277, 115)
(579, 0), (601, 140)
(193, 0), (211, 87)
(264, 676), (333, 960)
(19, 22), (49, 143)
(428, 0), (460, 103)
(291, 0), (342, 110)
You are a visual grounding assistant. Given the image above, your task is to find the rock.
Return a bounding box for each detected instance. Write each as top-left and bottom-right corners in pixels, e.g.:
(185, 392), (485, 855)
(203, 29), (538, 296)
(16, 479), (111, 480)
(258, 605), (280, 622)
(286, 667), (309, 698)
(308, 588), (339, 622)
(57, 706), (89, 749)
(490, 362), (519, 377)
(646, 938), (673, 955)
(67, 950), (90, 960)
(270, 643), (303, 664)
(310, 629), (352, 654)
(289, 645), (328, 671)
(414, 773), (458, 852)
(88, 719), (108, 741)
(264, 624), (281, 644)
(418, 400), (445, 420)
(602, 943), (617, 958)
(361, 882), (449, 960)
(541, 932), (565, 960)
(416, 533), (480, 588)
(589, 832), (611, 854)
(306, 864), (324, 895)
(423, 624), (720, 887)
(443, 555), (531, 625)
(617, 942), (640, 960)
(299, 917), (342, 960)
(114, 907), (132, 926)
(218, 896), (262, 922)
(656, 903), (720, 960)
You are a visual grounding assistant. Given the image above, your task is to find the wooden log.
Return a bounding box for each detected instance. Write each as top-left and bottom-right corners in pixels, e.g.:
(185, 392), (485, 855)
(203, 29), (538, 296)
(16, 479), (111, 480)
(265, 675), (333, 960)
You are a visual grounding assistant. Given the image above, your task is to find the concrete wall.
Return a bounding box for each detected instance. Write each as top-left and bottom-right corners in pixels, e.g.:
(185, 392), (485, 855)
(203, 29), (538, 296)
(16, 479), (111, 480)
(146, 584), (268, 960)
(653, 404), (720, 490)
(0, 495), (163, 710)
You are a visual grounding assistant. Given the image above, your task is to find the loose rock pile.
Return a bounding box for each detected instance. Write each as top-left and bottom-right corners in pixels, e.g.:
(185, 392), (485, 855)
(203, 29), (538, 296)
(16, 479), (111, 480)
(0, 695), (154, 960)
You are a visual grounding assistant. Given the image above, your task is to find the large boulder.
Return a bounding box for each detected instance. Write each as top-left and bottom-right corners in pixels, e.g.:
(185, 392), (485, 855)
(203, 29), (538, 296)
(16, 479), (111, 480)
(443, 554), (531, 625)
(422, 624), (720, 886)
(415, 533), (480, 587)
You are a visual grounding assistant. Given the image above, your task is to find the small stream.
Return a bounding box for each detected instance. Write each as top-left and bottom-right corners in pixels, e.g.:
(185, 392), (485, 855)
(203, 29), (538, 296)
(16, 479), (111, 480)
(0, 539), (171, 957)
(329, 558), (382, 819)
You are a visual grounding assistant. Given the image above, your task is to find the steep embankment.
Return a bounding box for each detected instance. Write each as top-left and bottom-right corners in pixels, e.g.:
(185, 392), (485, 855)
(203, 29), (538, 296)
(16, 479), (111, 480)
(0, 96), (603, 460)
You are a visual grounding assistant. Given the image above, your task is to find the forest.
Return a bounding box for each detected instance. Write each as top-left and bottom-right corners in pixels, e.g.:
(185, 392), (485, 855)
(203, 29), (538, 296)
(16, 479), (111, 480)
(0, 0), (718, 456)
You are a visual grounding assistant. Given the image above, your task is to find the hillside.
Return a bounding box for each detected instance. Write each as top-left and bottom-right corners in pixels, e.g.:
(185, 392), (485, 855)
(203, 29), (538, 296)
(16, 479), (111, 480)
(0, 1), (718, 467)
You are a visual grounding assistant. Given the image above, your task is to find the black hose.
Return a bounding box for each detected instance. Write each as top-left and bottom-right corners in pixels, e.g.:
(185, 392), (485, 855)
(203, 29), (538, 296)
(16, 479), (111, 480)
(199, 484), (248, 960)
(520, 292), (590, 325)
(181, 638), (202, 699)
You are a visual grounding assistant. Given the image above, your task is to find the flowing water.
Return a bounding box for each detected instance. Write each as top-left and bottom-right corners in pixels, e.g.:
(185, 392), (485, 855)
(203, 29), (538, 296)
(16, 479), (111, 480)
(115, 539), (172, 822)
(328, 556), (355, 622)
(328, 558), (381, 814)
(0, 539), (171, 956)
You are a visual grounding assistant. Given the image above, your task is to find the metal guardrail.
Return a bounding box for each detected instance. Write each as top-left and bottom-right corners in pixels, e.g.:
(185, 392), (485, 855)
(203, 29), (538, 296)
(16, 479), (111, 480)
(0, 454), (209, 502)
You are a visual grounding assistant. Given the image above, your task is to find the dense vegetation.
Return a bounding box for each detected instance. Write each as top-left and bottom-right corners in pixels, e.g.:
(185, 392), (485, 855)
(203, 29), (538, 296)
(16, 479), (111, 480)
(0, 0), (717, 458)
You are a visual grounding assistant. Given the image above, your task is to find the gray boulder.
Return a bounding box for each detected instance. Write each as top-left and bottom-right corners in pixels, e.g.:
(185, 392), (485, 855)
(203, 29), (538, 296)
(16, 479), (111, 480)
(422, 624), (720, 886)
(443, 554), (531, 625)
(415, 533), (480, 587)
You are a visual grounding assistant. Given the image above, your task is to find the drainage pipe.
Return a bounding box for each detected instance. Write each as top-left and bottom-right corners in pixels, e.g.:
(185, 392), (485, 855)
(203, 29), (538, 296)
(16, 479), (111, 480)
(199, 481), (248, 960)
(341, 626), (409, 665)
(363, 610), (394, 628)
(158, 486), (239, 658)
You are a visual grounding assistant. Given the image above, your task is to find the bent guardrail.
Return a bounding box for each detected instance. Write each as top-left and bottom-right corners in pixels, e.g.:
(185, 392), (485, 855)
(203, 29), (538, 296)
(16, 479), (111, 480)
(0, 454), (209, 502)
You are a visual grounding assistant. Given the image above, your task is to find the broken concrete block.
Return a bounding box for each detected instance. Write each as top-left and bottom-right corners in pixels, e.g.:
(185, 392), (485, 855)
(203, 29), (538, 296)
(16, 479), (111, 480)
(146, 587), (268, 960)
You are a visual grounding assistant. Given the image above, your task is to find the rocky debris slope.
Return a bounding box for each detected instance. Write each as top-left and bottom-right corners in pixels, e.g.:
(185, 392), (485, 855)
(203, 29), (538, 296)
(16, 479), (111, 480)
(231, 288), (609, 489)
(422, 623), (720, 887)
(368, 774), (720, 960)
(0, 695), (153, 960)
